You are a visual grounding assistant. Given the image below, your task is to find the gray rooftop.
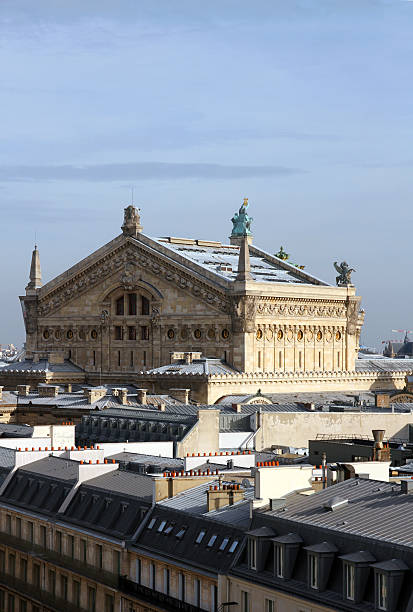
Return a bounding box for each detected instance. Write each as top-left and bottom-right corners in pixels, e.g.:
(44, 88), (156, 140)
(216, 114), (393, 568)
(85, 469), (154, 502)
(145, 358), (238, 376)
(0, 359), (83, 373)
(262, 478), (413, 548)
(152, 237), (326, 286)
(20, 456), (79, 481)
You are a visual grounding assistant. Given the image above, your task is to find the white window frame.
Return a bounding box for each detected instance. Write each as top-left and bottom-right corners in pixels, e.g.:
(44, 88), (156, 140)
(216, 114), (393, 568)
(249, 539), (257, 570)
(309, 553), (319, 589)
(275, 544), (284, 578)
(344, 562), (355, 601)
(265, 598), (275, 612)
(241, 590), (250, 612)
(377, 572), (388, 611)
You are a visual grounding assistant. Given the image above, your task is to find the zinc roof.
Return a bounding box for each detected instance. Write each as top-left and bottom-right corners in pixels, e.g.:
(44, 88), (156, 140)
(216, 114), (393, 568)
(262, 478), (413, 548)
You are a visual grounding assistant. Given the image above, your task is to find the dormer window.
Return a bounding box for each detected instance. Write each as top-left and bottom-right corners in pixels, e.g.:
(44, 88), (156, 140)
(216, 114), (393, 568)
(272, 533), (302, 580)
(304, 542), (338, 592)
(372, 559), (408, 612)
(195, 530), (205, 544)
(246, 526), (275, 572)
(339, 551), (375, 604)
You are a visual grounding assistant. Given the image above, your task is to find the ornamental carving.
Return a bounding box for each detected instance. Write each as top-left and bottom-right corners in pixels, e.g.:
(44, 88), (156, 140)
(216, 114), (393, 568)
(346, 297), (361, 336)
(231, 296), (257, 333)
(256, 299), (346, 318)
(37, 243), (230, 317)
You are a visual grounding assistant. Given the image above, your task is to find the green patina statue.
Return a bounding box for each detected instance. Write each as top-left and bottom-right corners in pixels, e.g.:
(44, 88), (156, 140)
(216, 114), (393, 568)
(275, 246), (289, 260)
(231, 198), (253, 236)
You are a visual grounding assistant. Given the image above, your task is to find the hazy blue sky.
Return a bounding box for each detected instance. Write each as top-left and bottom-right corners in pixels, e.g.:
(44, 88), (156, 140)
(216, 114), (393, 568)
(1, 0), (412, 350)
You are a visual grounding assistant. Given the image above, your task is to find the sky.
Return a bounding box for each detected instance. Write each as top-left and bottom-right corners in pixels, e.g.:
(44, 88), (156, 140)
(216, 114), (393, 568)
(1, 0), (413, 350)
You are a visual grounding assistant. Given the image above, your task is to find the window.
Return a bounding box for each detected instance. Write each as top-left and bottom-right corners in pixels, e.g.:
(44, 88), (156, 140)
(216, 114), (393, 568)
(0, 591), (4, 612)
(19, 600), (27, 612)
(150, 563), (156, 589)
(141, 296), (150, 315)
(194, 579), (201, 607)
(135, 558), (141, 584)
(5, 515), (11, 535)
(33, 563), (40, 588)
(27, 521), (34, 543)
(258, 351), (262, 369)
(176, 528), (186, 540)
(80, 539), (87, 562)
(265, 599), (275, 612)
(116, 296), (124, 316)
(141, 326), (149, 341)
(7, 595), (14, 612)
(207, 535), (217, 547)
(49, 570), (56, 595)
(69, 535), (75, 558)
(20, 558), (27, 582)
(0, 550), (4, 572)
(104, 594), (114, 612)
(164, 524), (173, 535)
(178, 573), (185, 601)
(96, 544), (103, 569)
(40, 525), (47, 548)
(73, 580), (80, 607)
(117, 350), (121, 366)
(248, 539), (257, 570)
(143, 350), (147, 367)
(16, 518), (22, 538)
(115, 326), (123, 340)
(195, 530), (205, 544)
(147, 518), (156, 530)
(128, 326), (136, 340)
(56, 531), (62, 553)
(228, 540), (239, 553)
(158, 521), (167, 533)
(241, 591), (250, 612)
(130, 351), (134, 367)
(60, 575), (68, 600)
(298, 351), (302, 368)
(337, 351), (341, 368)
(163, 568), (170, 595)
(275, 544), (284, 578)
(344, 563), (355, 601)
(211, 584), (218, 612)
(113, 550), (121, 575)
(279, 351), (282, 368)
(377, 573), (388, 611)
(93, 350), (96, 366)
(309, 554), (319, 589)
(87, 586), (96, 612)
(8, 554), (15, 577)
(128, 293), (137, 315)
(219, 538), (229, 551)
(318, 351), (321, 368)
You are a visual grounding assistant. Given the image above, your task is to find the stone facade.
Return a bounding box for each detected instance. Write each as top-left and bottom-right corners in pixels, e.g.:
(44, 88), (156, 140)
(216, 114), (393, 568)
(19, 204), (364, 380)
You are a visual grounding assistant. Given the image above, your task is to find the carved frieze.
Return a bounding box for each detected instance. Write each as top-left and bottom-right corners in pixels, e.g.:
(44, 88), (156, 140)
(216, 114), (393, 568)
(256, 298), (346, 319)
(37, 243), (230, 317)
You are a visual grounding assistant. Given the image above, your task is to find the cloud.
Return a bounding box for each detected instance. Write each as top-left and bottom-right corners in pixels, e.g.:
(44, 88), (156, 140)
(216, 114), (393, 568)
(0, 162), (301, 182)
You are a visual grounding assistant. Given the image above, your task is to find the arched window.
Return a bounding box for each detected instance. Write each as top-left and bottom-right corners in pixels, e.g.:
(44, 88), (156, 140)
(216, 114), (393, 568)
(116, 296), (124, 316)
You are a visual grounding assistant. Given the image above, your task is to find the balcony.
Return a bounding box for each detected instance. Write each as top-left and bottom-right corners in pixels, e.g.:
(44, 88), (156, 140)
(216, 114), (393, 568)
(119, 577), (203, 612)
(0, 571), (87, 612)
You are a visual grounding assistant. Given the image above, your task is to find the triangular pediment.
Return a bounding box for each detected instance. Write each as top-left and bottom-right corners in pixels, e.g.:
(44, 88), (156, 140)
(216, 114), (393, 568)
(37, 234), (231, 317)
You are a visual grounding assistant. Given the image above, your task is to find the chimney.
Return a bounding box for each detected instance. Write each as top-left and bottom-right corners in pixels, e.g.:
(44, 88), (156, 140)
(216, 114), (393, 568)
(169, 388), (190, 405)
(158, 403), (166, 412)
(0, 386), (3, 401)
(235, 234), (252, 282)
(67, 384), (72, 393)
(83, 387), (107, 404)
(17, 385), (31, 397)
(136, 389), (147, 405)
(232, 403), (242, 413)
(372, 429), (391, 462)
(185, 353), (192, 364)
(119, 389), (128, 405)
(38, 384), (59, 398)
(207, 483), (244, 512)
(26, 245), (42, 293)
